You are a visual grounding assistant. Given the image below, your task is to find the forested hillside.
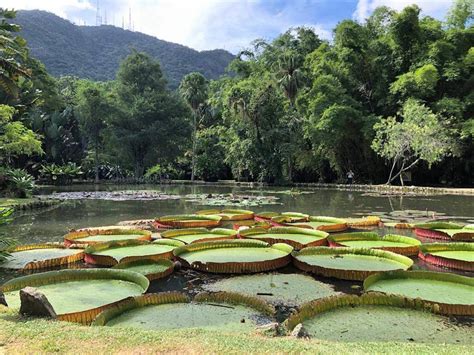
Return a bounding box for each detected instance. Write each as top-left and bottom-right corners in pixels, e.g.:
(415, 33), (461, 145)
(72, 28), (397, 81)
(14, 10), (234, 88)
(1, 1), (473, 198)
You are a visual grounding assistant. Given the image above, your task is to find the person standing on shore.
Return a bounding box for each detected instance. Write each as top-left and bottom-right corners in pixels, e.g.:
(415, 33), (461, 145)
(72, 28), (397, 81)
(347, 170), (354, 185)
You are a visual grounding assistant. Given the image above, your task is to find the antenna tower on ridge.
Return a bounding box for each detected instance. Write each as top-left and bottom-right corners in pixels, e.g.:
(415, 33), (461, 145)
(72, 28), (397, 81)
(95, 0), (102, 26)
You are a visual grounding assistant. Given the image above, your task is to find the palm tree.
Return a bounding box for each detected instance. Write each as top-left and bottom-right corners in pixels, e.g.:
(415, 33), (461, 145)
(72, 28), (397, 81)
(0, 9), (30, 98)
(275, 52), (304, 182)
(179, 72), (208, 181)
(276, 53), (304, 107)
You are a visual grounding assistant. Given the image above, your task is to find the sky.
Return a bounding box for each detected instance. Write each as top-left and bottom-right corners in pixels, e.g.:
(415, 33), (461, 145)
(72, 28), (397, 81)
(4, 0), (455, 53)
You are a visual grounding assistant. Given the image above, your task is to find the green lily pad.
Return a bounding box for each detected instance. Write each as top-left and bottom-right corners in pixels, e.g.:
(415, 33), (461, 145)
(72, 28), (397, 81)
(161, 228), (237, 244)
(1, 269), (149, 323)
(364, 271), (474, 315)
(156, 214), (222, 228)
(203, 273), (339, 305)
(419, 243), (473, 271)
(328, 232), (420, 256)
(1, 245), (83, 270)
(112, 259), (174, 280)
(288, 293), (473, 344)
(240, 227), (328, 249)
(174, 240), (293, 273)
(196, 209), (254, 221)
(93, 292), (275, 333)
(85, 239), (184, 266)
(64, 228), (151, 246)
(293, 247), (413, 280)
(75, 234), (146, 242)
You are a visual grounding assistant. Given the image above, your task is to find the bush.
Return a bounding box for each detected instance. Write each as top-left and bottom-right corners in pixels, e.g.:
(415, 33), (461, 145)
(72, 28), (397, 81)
(40, 162), (83, 184)
(0, 167), (35, 198)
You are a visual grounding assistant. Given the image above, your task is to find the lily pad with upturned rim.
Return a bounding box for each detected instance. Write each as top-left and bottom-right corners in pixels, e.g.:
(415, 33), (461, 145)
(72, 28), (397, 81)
(285, 293), (473, 344)
(0, 244), (84, 270)
(345, 216), (381, 228)
(414, 222), (471, 241)
(155, 214), (222, 228)
(239, 227), (328, 249)
(64, 228), (152, 247)
(271, 212), (309, 225)
(1, 269), (149, 324)
(173, 239), (293, 274)
(292, 247), (413, 281)
(112, 259), (174, 281)
(418, 243), (473, 271)
(363, 270), (474, 315)
(92, 291), (275, 333)
(288, 216), (348, 233)
(84, 239), (184, 266)
(203, 273), (339, 306)
(160, 228), (237, 244)
(328, 232), (421, 256)
(196, 209), (254, 221)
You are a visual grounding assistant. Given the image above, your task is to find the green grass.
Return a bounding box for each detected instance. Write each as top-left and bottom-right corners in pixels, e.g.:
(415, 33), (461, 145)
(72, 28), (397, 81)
(0, 198), (38, 208)
(0, 306), (472, 354)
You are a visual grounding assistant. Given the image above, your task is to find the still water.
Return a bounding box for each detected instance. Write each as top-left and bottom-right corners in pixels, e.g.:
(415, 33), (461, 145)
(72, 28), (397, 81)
(1, 184), (473, 284)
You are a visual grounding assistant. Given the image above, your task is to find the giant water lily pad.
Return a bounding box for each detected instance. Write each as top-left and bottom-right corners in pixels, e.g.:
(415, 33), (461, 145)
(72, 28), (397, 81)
(271, 212), (309, 224)
(293, 247), (413, 280)
(155, 214), (222, 228)
(286, 293), (473, 343)
(288, 216), (348, 232)
(0, 244), (84, 270)
(112, 259), (174, 281)
(364, 270), (474, 315)
(240, 227), (328, 249)
(84, 239), (184, 266)
(93, 291), (275, 333)
(1, 269), (149, 324)
(203, 273), (339, 306)
(174, 240), (293, 273)
(64, 228), (151, 246)
(196, 209), (254, 221)
(345, 216), (381, 228)
(414, 222), (472, 241)
(185, 194), (281, 207)
(328, 232), (421, 256)
(419, 243), (473, 272)
(161, 228), (237, 244)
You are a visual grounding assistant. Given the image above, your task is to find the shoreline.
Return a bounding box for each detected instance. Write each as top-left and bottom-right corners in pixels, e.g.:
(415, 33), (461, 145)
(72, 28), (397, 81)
(37, 180), (474, 196)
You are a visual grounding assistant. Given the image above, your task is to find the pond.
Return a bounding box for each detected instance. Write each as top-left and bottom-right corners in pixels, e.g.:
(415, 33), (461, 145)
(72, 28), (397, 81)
(1, 184), (473, 323)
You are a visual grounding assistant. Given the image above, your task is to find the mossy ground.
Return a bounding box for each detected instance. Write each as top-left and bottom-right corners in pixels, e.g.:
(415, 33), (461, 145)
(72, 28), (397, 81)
(0, 306), (472, 354)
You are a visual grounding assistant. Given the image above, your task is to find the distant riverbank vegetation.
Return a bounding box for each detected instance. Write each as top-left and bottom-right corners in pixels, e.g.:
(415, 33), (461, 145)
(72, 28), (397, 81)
(0, 1), (473, 197)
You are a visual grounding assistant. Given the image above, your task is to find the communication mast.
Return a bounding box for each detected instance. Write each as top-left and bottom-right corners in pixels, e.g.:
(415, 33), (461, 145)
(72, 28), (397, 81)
(128, 7), (132, 31)
(95, 0), (102, 26)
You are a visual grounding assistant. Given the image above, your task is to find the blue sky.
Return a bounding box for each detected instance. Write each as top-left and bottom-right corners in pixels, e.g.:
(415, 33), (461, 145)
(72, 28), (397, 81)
(5, 0), (454, 52)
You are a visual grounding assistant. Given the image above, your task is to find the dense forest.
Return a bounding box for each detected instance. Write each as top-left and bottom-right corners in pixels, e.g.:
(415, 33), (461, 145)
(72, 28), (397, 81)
(14, 10), (234, 88)
(0, 1), (473, 198)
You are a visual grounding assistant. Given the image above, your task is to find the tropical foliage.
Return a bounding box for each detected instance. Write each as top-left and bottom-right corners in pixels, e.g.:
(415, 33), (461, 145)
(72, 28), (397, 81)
(0, 2), (473, 187)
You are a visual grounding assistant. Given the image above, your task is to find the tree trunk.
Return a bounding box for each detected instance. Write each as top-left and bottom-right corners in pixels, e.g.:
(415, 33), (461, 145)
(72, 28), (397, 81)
(191, 112), (197, 181)
(134, 159), (144, 180)
(386, 157), (399, 185)
(94, 147), (100, 184)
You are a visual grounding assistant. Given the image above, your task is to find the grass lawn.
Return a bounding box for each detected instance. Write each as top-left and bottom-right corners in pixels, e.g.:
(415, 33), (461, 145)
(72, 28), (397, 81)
(0, 306), (472, 354)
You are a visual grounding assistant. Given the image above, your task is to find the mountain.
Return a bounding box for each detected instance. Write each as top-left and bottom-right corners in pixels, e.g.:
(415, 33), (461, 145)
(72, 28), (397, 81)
(15, 10), (235, 88)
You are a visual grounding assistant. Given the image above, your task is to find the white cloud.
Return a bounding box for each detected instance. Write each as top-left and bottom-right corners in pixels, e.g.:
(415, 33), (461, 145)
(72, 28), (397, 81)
(5, 0), (336, 52)
(2, 0), (94, 18)
(353, 0), (453, 22)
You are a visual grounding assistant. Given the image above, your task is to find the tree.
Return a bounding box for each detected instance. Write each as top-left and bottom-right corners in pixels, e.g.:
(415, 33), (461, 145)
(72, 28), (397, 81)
(0, 8), (30, 99)
(111, 51), (191, 178)
(179, 72), (208, 181)
(76, 82), (111, 182)
(447, 0), (474, 29)
(372, 99), (456, 185)
(0, 104), (43, 164)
